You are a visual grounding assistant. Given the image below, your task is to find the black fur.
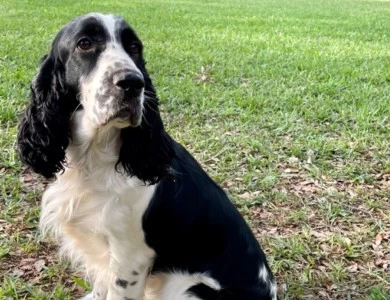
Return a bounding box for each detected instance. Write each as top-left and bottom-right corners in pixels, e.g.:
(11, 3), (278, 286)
(115, 279), (129, 289)
(17, 33), (77, 178)
(17, 14), (276, 300)
(117, 62), (174, 184)
(144, 143), (276, 299)
(17, 14), (174, 183)
(186, 283), (274, 299)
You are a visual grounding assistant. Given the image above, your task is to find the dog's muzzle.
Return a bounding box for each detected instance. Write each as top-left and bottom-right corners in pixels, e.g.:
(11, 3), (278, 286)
(102, 71), (145, 127)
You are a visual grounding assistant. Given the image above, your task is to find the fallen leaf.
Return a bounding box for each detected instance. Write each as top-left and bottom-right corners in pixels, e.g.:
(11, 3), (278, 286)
(287, 156), (299, 164)
(12, 269), (24, 277)
(34, 259), (46, 272)
(343, 237), (351, 246)
(347, 264), (358, 273)
(30, 276), (41, 284)
(375, 258), (383, 266)
(375, 233), (383, 246)
(21, 173), (35, 183)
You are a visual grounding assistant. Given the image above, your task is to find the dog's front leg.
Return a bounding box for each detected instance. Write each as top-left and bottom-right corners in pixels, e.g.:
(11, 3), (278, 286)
(79, 287), (107, 300)
(106, 239), (155, 300)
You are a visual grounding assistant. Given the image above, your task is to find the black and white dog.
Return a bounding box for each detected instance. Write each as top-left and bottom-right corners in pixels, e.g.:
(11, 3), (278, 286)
(17, 13), (276, 300)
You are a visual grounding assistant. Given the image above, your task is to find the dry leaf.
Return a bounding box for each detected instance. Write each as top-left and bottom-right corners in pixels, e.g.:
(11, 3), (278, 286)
(375, 258), (383, 266)
(347, 264), (358, 273)
(21, 173), (35, 182)
(287, 156), (299, 164)
(343, 237), (351, 246)
(12, 269), (24, 277)
(375, 233), (383, 246)
(34, 259), (46, 272)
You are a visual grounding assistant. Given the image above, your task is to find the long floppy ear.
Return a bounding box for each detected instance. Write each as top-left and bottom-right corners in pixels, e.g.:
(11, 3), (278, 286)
(17, 52), (73, 178)
(118, 60), (175, 184)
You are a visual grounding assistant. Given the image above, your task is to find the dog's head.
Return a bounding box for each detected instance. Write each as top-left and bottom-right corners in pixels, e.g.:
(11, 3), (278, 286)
(49, 13), (147, 128)
(18, 14), (174, 183)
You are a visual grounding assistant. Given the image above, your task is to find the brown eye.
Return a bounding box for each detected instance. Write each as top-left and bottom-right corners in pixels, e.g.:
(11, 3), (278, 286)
(129, 42), (140, 54)
(77, 38), (92, 51)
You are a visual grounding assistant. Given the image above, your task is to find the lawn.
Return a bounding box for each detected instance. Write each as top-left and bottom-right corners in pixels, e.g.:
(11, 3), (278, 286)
(0, 0), (389, 299)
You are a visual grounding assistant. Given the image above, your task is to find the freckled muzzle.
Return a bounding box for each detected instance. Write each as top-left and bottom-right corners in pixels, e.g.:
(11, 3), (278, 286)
(91, 59), (145, 128)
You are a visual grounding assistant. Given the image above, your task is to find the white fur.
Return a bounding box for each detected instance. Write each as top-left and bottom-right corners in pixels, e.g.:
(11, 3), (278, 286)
(259, 265), (277, 300)
(40, 112), (223, 300)
(80, 14), (144, 127)
(270, 280), (277, 300)
(41, 109), (156, 299)
(39, 14), (228, 300)
(258, 264), (269, 283)
(43, 14), (152, 294)
(96, 13), (117, 41)
(144, 272), (221, 300)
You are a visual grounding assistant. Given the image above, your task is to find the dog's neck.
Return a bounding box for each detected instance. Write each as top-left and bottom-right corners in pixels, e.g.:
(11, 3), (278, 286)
(67, 110), (123, 175)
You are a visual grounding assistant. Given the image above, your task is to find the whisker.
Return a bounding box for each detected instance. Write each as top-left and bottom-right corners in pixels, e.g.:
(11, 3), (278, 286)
(70, 102), (82, 120)
(143, 95), (159, 114)
(143, 90), (156, 96)
(105, 127), (111, 149)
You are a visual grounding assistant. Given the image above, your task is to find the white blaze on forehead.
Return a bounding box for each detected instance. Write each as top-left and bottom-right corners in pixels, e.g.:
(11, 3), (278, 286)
(81, 12), (141, 89)
(94, 13), (118, 43)
(79, 13), (144, 127)
(91, 13), (140, 71)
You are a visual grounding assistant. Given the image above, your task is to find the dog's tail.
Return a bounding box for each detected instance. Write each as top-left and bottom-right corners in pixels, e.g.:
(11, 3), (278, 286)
(187, 282), (277, 300)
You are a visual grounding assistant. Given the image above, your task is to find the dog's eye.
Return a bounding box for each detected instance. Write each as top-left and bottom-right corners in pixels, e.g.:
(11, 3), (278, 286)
(129, 42), (140, 54)
(77, 38), (92, 51)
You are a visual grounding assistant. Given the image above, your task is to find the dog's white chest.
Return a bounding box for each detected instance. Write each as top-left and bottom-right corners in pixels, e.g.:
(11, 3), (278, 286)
(40, 165), (157, 277)
(39, 118), (159, 297)
(68, 174), (155, 236)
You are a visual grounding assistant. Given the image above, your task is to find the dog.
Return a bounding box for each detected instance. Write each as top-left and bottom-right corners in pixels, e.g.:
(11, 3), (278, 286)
(17, 13), (276, 300)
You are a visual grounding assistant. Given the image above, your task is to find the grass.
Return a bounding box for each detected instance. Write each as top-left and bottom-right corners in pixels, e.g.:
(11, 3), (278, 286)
(0, 0), (389, 298)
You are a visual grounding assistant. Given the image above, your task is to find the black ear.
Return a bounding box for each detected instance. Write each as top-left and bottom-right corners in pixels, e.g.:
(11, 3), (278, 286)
(17, 53), (74, 178)
(117, 60), (175, 184)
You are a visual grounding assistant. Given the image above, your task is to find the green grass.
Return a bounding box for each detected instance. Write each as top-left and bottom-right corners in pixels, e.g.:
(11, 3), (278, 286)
(1, 0), (389, 298)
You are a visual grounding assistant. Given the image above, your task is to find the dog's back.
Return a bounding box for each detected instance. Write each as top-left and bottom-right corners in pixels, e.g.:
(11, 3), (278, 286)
(143, 142), (277, 299)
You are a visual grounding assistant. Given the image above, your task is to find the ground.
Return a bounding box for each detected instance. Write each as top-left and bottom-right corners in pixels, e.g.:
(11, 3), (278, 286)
(0, 0), (389, 299)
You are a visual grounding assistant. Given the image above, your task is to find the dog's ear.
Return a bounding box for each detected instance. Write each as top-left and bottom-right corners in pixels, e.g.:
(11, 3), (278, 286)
(118, 60), (175, 184)
(17, 51), (73, 178)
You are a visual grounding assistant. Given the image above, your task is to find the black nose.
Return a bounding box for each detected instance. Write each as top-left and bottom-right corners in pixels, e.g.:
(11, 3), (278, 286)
(113, 72), (145, 92)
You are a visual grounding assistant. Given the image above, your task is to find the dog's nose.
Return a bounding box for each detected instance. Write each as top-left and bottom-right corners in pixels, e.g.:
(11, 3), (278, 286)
(113, 72), (145, 92)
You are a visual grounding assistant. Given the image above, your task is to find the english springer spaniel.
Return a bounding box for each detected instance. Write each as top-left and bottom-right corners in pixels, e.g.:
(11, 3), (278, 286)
(17, 13), (276, 300)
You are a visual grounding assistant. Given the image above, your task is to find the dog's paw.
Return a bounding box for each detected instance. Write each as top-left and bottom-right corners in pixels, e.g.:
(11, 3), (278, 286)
(78, 293), (93, 300)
